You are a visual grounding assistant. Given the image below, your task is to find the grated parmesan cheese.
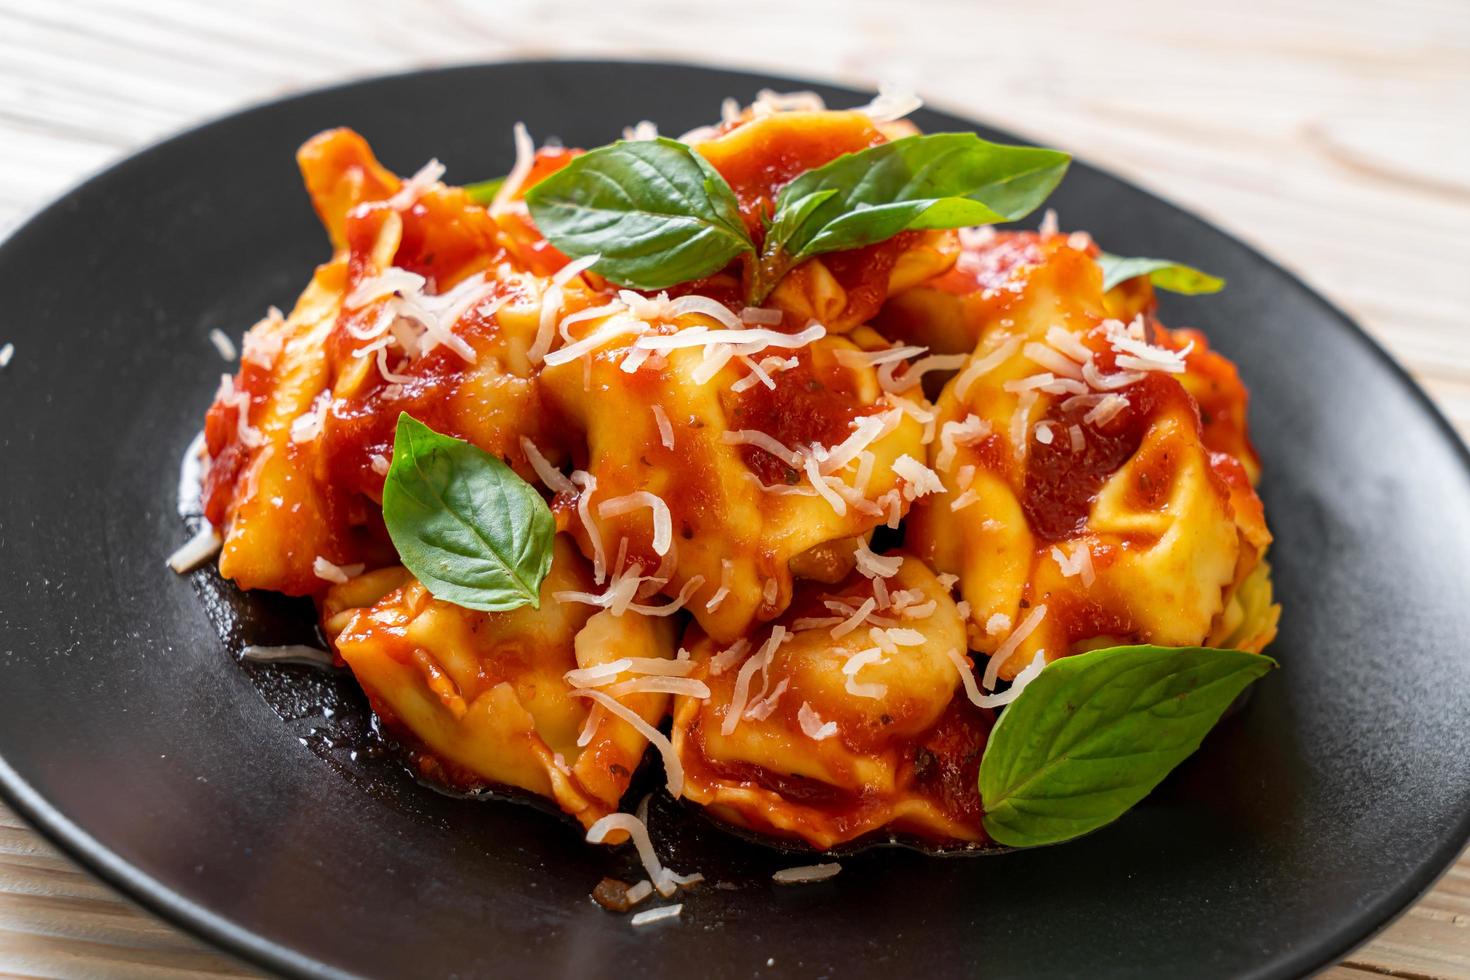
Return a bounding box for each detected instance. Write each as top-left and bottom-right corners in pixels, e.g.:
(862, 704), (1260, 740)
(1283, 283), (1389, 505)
(842, 647), (888, 699)
(492, 122), (535, 211)
(892, 454), (945, 500)
(853, 83), (923, 123)
(650, 404), (675, 449)
(798, 701), (838, 741)
(947, 647), (1048, 709)
(1052, 541), (1097, 587)
(312, 556), (364, 584)
(773, 862), (841, 884)
(953, 337), (1022, 402)
(631, 904), (682, 927)
(722, 627), (789, 735)
(570, 470), (606, 583)
(290, 393), (330, 444)
(385, 158), (446, 211)
(935, 414), (991, 473)
(585, 812), (694, 897)
(166, 523), (220, 573)
(208, 329), (236, 361)
(706, 559), (735, 612)
(575, 690), (685, 797)
(710, 637), (749, 676)
(598, 492), (674, 557)
(743, 677), (789, 721)
(722, 429), (802, 467)
(622, 120), (659, 141)
(1084, 393), (1130, 427)
(520, 437), (575, 496)
(853, 538), (903, 579)
(1010, 390), (1039, 458)
(830, 597), (877, 639)
(984, 603), (1047, 690)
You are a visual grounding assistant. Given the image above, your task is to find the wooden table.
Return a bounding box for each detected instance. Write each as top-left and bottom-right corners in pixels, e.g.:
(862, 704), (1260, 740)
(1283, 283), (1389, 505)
(2, 0), (1467, 976)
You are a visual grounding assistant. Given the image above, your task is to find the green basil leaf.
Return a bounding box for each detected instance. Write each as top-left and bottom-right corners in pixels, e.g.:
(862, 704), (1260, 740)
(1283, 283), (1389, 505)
(979, 645), (1275, 848)
(463, 176), (506, 205)
(1098, 252), (1225, 294)
(524, 137), (755, 290)
(381, 413), (554, 613)
(768, 133), (1071, 264)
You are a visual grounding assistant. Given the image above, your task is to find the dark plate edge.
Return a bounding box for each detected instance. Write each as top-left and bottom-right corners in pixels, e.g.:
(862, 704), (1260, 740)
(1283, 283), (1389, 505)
(0, 56), (1466, 980)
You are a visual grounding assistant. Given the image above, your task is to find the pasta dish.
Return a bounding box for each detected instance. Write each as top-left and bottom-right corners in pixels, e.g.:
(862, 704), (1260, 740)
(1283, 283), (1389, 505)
(171, 87), (1280, 918)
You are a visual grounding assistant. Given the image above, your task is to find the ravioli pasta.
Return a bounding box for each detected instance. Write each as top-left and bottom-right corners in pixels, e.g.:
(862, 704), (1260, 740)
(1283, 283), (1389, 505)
(190, 90), (1278, 853)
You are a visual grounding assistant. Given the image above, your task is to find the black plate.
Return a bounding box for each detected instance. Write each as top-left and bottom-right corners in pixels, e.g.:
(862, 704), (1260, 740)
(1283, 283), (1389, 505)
(2, 61), (1468, 980)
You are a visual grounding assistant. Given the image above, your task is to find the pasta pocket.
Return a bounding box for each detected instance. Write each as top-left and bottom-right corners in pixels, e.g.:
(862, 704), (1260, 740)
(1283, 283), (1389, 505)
(325, 536), (677, 829)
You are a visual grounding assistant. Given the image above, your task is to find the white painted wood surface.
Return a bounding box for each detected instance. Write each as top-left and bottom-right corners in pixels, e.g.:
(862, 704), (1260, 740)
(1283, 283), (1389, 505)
(1, 0), (1467, 975)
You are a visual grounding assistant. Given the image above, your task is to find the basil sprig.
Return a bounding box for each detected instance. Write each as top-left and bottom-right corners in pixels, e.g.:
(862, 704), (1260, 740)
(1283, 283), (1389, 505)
(756, 133), (1070, 300)
(979, 645), (1275, 847)
(525, 132), (1069, 303)
(1098, 252), (1225, 295)
(525, 137), (753, 290)
(381, 414), (554, 612)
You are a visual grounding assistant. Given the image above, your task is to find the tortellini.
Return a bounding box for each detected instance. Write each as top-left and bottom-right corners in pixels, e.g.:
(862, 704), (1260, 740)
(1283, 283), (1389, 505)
(537, 311), (927, 645)
(325, 536), (677, 829)
(671, 554), (988, 848)
(198, 105), (1277, 848)
(906, 242), (1278, 680)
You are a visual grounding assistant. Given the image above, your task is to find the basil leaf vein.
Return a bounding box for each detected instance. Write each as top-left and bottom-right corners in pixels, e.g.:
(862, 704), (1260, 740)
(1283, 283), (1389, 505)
(381, 413), (554, 613)
(979, 645), (1275, 847)
(525, 137), (755, 290)
(1098, 252), (1225, 294)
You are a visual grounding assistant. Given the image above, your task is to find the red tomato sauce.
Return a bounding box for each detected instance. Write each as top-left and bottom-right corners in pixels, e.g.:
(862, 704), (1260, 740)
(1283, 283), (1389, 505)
(725, 352), (864, 485)
(904, 695), (995, 830)
(1021, 364), (1196, 542)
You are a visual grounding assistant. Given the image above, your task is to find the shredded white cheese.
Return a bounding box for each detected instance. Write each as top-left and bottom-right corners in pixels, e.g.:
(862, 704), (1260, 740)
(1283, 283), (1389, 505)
(520, 437), (575, 496)
(207, 329), (236, 361)
(722, 627), (789, 735)
(574, 689), (684, 797)
(166, 523), (220, 573)
(585, 812), (694, 898)
(984, 603), (1048, 690)
(312, 556), (364, 584)
(598, 492), (674, 557)
(953, 337), (1022, 402)
(935, 414), (992, 473)
(650, 404), (675, 449)
(773, 862), (842, 884)
(705, 559), (734, 612)
(798, 701), (838, 741)
(1052, 541), (1097, 587)
(842, 647), (888, 700)
(630, 904), (682, 927)
(385, 158), (446, 211)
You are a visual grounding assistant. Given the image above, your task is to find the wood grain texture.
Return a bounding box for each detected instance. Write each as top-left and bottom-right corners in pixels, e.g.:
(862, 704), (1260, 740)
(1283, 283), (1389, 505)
(0, 0), (1466, 976)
